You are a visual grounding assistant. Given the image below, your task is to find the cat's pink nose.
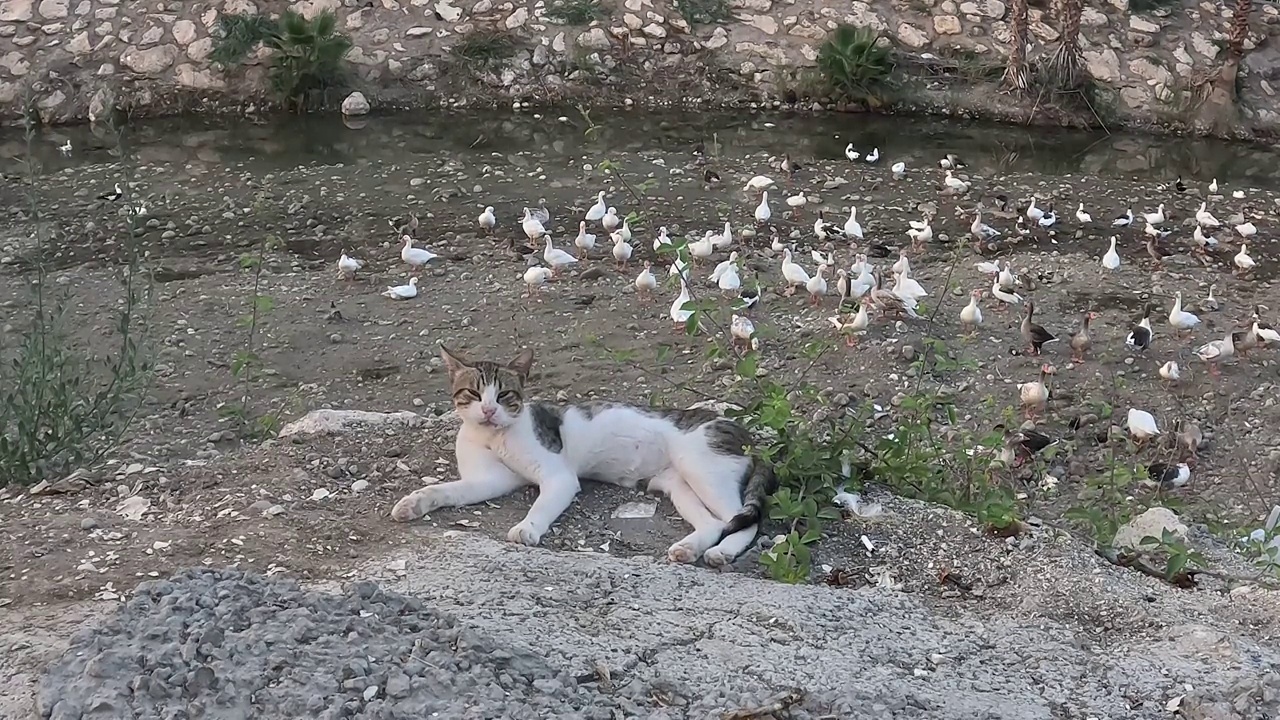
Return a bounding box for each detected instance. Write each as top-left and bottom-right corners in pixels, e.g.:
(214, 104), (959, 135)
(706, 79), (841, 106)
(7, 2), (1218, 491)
(482, 407), (496, 419)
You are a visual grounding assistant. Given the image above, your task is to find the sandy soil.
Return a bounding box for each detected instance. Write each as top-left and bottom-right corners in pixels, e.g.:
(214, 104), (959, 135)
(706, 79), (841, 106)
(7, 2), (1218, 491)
(3, 112), (1280, 718)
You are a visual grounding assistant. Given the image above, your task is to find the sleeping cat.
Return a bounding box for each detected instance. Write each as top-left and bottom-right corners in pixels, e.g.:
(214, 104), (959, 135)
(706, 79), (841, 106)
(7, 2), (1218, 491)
(391, 346), (777, 566)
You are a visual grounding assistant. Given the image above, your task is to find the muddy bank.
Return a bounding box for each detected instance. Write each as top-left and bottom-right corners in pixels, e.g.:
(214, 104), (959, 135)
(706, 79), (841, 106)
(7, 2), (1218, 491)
(3, 106), (1280, 717)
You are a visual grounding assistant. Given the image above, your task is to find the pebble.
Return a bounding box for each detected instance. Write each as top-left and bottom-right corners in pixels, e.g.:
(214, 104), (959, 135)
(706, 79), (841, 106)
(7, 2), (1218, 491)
(80, 517), (99, 530)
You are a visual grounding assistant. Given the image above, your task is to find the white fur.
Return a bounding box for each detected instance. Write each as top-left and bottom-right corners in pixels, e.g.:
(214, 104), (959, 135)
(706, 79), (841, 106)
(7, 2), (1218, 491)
(392, 393), (759, 566)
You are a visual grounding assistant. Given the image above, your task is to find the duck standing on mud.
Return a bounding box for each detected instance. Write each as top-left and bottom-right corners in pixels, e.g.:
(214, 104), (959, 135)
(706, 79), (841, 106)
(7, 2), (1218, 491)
(1021, 300), (1057, 355)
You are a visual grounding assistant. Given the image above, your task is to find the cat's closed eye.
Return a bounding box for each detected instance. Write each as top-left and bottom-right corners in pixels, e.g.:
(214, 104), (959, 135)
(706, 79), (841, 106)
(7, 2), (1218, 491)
(454, 388), (481, 403)
(497, 390), (519, 403)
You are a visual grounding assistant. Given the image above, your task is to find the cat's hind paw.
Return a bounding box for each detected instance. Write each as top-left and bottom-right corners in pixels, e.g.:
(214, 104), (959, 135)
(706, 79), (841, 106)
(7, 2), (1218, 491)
(702, 547), (733, 567)
(506, 521), (543, 546)
(666, 541), (699, 564)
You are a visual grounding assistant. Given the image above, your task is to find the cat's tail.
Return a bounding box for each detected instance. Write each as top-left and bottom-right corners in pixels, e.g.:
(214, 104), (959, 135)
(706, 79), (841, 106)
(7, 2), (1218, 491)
(715, 459), (778, 543)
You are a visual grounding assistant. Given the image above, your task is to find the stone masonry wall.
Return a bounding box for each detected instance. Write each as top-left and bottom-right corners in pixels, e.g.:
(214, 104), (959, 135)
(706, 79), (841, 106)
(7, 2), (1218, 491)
(0, 0), (1278, 134)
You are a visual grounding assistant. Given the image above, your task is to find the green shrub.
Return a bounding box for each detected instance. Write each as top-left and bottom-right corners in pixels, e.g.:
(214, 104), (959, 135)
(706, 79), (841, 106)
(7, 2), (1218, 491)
(451, 30), (518, 66)
(545, 0), (604, 24)
(817, 24), (896, 100)
(211, 10), (353, 112)
(675, 0), (730, 25)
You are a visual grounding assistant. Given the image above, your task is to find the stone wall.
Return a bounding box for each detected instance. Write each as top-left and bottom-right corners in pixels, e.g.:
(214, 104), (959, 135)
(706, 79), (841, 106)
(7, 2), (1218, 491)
(0, 0), (1277, 135)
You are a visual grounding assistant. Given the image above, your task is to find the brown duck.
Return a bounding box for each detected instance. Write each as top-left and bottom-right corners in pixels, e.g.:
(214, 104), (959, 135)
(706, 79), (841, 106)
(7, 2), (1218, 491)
(1021, 299), (1058, 355)
(1145, 236), (1174, 269)
(1069, 311), (1097, 362)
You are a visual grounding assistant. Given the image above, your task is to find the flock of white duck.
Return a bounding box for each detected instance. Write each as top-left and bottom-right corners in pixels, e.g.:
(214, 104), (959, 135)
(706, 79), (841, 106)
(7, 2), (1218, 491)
(333, 146), (1278, 488)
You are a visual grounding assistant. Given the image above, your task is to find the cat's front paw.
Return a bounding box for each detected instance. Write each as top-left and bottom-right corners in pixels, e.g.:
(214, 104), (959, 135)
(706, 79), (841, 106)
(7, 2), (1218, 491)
(506, 521), (543, 546)
(390, 490), (438, 522)
(666, 541), (699, 564)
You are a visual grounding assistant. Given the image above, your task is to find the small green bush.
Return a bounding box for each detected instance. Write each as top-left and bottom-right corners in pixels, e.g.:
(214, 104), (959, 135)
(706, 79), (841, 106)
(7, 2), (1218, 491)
(545, 0), (604, 24)
(675, 0), (731, 25)
(451, 30), (518, 66)
(211, 10), (353, 112)
(817, 24), (896, 100)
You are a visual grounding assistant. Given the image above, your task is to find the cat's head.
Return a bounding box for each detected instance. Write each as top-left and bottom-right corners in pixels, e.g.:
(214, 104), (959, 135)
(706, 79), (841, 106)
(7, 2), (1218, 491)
(439, 346), (534, 429)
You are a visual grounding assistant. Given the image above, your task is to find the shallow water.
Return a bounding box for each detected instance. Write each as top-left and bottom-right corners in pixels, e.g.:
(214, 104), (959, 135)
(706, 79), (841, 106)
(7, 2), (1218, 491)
(6, 109), (1280, 187)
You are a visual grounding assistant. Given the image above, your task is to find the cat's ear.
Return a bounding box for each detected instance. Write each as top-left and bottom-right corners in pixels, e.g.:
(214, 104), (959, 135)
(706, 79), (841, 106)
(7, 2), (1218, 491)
(439, 345), (470, 376)
(508, 348), (534, 378)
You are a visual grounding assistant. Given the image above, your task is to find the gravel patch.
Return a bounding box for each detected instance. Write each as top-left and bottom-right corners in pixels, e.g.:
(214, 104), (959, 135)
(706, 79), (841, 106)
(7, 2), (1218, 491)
(37, 568), (661, 720)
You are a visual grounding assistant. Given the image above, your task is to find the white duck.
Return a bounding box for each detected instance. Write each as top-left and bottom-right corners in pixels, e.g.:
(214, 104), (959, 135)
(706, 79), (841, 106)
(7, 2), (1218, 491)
(844, 143), (859, 161)
(1075, 203), (1092, 224)
(1195, 202), (1220, 228)
(991, 277), (1023, 310)
(478, 206), (497, 233)
(755, 192), (772, 224)
(892, 272), (928, 302)
(960, 289), (983, 332)
(743, 175), (775, 192)
(711, 220), (734, 249)
(829, 304), (869, 347)
(635, 261), (657, 300)
(781, 248), (811, 297)
(1142, 204), (1167, 225)
(1235, 220), (1257, 239)
(1194, 331), (1236, 376)
(844, 206), (864, 240)
(617, 217), (633, 244)
(811, 248), (834, 267)
(907, 219), (933, 247)
(336, 252), (364, 280)
(710, 251), (740, 283)
(574, 221), (597, 258)
(944, 170), (969, 193)
(1168, 291), (1201, 335)
(401, 236), (438, 267)
(1235, 243), (1256, 274)
(892, 252), (911, 276)
(730, 314), (758, 352)
(1193, 225), (1219, 250)
(523, 266), (553, 297)
(1159, 360), (1180, 384)
(786, 193), (807, 216)
(382, 277), (419, 300)
(849, 267), (876, 299)
(654, 226), (673, 252)
(612, 232), (633, 268)
(865, 148), (880, 164)
(718, 262), (741, 293)
(543, 236), (578, 274)
(971, 210), (1000, 240)
(585, 191), (608, 221)
(1112, 209), (1134, 227)
(1018, 365), (1052, 419)
(688, 232), (716, 263)
(806, 264), (828, 306)
(1101, 236), (1121, 270)
(669, 256), (690, 279)
(975, 260), (1001, 275)
(1127, 408), (1160, 443)
(670, 277), (695, 329)
(1025, 198), (1044, 223)
(522, 208), (547, 240)
(1038, 208), (1057, 228)
(602, 207), (620, 232)
(891, 161), (906, 179)
(1209, 178), (1219, 194)
(850, 253), (873, 277)
(997, 261), (1018, 291)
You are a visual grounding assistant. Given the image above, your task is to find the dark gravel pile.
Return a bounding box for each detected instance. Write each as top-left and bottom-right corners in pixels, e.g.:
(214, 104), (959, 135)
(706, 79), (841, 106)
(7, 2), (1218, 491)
(36, 568), (658, 720)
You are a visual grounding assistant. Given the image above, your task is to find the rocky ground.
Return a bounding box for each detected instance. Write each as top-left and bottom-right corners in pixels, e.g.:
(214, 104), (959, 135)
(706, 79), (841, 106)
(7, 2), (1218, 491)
(2, 111), (1280, 718)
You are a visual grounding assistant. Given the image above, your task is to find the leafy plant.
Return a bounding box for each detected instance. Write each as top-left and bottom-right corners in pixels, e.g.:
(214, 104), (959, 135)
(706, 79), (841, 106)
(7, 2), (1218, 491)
(211, 10), (353, 112)
(220, 213), (283, 439)
(451, 30), (518, 66)
(675, 0), (730, 25)
(0, 111), (153, 486)
(545, 0), (604, 25)
(817, 24), (896, 101)
(1140, 529), (1207, 581)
